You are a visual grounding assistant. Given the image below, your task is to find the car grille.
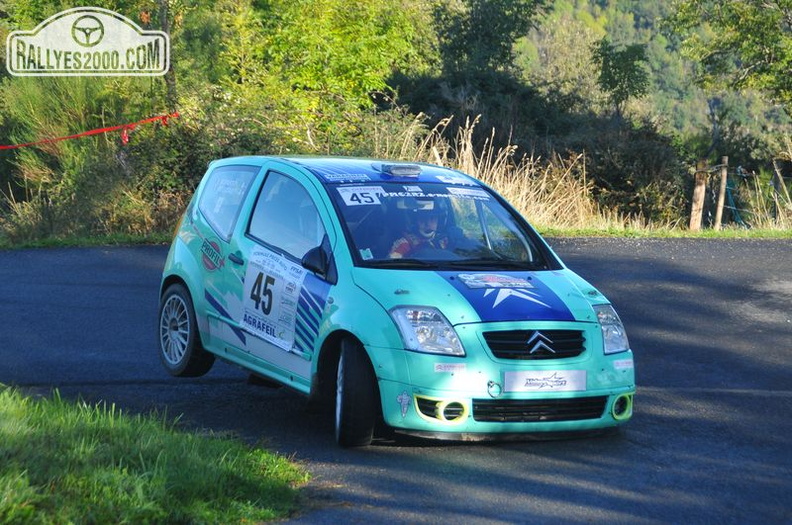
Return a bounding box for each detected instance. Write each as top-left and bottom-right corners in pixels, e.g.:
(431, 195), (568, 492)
(482, 329), (585, 360)
(472, 396), (607, 422)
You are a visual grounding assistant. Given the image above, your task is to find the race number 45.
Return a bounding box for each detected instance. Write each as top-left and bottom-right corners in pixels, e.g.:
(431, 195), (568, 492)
(337, 186), (384, 206)
(249, 272), (275, 315)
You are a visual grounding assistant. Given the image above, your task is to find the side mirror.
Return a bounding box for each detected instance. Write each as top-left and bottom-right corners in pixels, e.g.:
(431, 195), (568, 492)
(301, 246), (326, 276)
(301, 236), (337, 284)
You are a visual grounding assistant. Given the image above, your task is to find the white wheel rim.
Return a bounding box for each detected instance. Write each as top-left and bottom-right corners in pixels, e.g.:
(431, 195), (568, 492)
(160, 295), (190, 366)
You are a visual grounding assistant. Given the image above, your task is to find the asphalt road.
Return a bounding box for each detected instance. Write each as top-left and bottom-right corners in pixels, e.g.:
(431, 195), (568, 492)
(1, 239), (790, 524)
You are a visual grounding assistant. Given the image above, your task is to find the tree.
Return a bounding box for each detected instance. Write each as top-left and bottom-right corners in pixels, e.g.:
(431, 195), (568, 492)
(520, 12), (606, 114)
(666, 0), (792, 111)
(259, 0), (423, 107)
(435, 0), (549, 75)
(591, 38), (650, 118)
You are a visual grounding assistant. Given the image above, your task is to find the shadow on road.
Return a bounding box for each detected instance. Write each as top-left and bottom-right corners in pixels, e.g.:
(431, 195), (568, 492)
(1, 239), (790, 524)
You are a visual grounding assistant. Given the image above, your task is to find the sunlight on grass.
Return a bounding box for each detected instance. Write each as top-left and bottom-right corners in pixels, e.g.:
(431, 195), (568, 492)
(0, 386), (308, 524)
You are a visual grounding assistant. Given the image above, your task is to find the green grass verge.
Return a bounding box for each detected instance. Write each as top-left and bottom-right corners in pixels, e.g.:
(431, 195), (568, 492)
(0, 386), (309, 524)
(0, 233), (173, 251)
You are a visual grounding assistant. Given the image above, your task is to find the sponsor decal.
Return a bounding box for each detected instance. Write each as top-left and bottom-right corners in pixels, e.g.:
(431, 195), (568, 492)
(447, 187), (490, 199)
(397, 391), (411, 418)
(442, 272), (575, 322)
(613, 358), (634, 370)
(436, 175), (476, 185)
(336, 186), (385, 206)
(504, 370), (587, 392)
(434, 363), (466, 373)
(320, 172), (371, 182)
(458, 273), (533, 289)
(242, 249), (307, 351)
(242, 311), (282, 339)
(200, 238), (224, 271)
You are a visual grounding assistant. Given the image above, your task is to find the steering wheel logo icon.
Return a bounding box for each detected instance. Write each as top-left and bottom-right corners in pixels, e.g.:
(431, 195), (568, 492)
(71, 15), (105, 47)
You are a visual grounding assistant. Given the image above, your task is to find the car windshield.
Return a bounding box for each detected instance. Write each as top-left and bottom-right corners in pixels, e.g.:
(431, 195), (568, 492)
(330, 182), (551, 270)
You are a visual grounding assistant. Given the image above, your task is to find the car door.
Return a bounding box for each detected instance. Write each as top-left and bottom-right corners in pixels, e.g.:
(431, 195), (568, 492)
(218, 165), (336, 386)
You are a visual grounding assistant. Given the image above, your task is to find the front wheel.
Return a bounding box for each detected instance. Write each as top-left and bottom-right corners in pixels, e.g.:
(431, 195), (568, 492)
(158, 283), (215, 377)
(335, 338), (378, 447)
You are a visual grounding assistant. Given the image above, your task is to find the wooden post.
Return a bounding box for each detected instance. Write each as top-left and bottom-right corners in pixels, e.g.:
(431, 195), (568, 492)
(689, 160), (708, 231)
(713, 156), (728, 230)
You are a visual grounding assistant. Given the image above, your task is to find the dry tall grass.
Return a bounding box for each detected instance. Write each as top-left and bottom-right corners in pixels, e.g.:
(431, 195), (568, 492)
(382, 114), (790, 233)
(743, 174), (792, 230)
(2, 114), (788, 244)
(386, 115), (644, 231)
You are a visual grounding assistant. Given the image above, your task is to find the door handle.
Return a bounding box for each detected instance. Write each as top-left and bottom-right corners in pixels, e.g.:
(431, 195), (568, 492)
(228, 252), (244, 265)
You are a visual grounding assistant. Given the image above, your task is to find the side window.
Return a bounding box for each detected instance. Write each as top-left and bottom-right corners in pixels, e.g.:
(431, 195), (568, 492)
(198, 165), (258, 240)
(481, 203), (533, 261)
(248, 171), (326, 260)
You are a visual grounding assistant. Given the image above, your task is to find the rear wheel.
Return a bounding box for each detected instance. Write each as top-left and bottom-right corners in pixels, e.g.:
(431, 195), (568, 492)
(158, 283), (215, 377)
(335, 338), (378, 447)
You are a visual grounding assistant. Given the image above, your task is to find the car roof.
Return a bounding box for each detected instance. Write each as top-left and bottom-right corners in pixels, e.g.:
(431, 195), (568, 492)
(209, 156), (482, 186)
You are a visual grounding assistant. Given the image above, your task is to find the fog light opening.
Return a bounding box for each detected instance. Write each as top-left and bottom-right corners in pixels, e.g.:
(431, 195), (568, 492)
(415, 396), (468, 424)
(440, 401), (466, 422)
(612, 394), (633, 421)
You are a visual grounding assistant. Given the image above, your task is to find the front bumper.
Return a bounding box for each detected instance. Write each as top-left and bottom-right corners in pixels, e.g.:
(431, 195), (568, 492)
(370, 322), (635, 436)
(379, 379), (634, 435)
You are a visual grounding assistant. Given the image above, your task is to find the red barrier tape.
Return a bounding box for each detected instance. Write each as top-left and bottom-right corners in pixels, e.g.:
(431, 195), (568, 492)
(0, 112), (179, 150)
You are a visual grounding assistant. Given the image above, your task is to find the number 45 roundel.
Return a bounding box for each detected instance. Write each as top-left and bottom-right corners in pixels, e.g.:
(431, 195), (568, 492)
(241, 249), (307, 351)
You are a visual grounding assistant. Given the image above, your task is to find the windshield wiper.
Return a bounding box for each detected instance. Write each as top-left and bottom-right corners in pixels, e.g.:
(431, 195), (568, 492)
(442, 258), (544, 270)
(364, 258), (441, 269)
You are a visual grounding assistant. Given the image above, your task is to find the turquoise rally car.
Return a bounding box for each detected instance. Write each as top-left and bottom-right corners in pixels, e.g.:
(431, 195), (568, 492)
(158, 156), (635, 446)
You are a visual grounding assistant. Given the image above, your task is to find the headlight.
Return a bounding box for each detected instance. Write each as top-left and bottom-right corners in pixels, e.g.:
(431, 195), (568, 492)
(594, 304), (630, 354)
(390, 307), (465, 356)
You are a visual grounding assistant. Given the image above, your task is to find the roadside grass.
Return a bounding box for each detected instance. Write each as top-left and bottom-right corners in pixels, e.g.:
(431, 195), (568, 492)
(0, 385), (308, 524)
(396, 116), (791, 238)
(1, 116), (790, 246)
(0, 232), (172, 251)
(538, 226), (792, 239)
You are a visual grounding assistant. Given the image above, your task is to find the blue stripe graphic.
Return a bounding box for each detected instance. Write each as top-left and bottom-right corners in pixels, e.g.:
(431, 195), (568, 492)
(204, 290), (247, 344)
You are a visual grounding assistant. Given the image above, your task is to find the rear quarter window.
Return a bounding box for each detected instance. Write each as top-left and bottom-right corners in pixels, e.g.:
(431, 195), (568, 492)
(198, 165), (259, 239)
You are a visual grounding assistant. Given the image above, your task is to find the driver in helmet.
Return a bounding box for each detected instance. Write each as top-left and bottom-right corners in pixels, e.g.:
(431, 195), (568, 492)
(388, 198), (451, 258)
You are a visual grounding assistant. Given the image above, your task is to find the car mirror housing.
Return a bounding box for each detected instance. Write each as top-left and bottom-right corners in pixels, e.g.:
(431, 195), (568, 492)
(302, 246), (325, 274)
(301, 236), (337, 284)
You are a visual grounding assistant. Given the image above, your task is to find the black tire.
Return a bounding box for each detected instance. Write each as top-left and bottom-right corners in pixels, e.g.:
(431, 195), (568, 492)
(335, 338), (378, 447)
(158, 283), (215, 377)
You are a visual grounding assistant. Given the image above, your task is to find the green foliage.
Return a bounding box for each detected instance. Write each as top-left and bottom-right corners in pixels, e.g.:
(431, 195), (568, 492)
(518, 11), (605, 114)
(666, 0), (792, 110)
(591, 38), (650, 118)
(584, 119), (687, 223)
(0, 0), (789, 240)
(260, 0), (421, 105)
(435, 0), (550, 75)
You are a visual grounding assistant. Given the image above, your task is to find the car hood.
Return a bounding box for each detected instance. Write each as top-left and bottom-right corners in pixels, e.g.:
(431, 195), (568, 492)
(352, 268), (600, 325)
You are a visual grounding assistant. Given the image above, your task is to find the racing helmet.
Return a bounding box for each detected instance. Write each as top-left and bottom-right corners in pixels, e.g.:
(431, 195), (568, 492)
(396, 197), (446, 239)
